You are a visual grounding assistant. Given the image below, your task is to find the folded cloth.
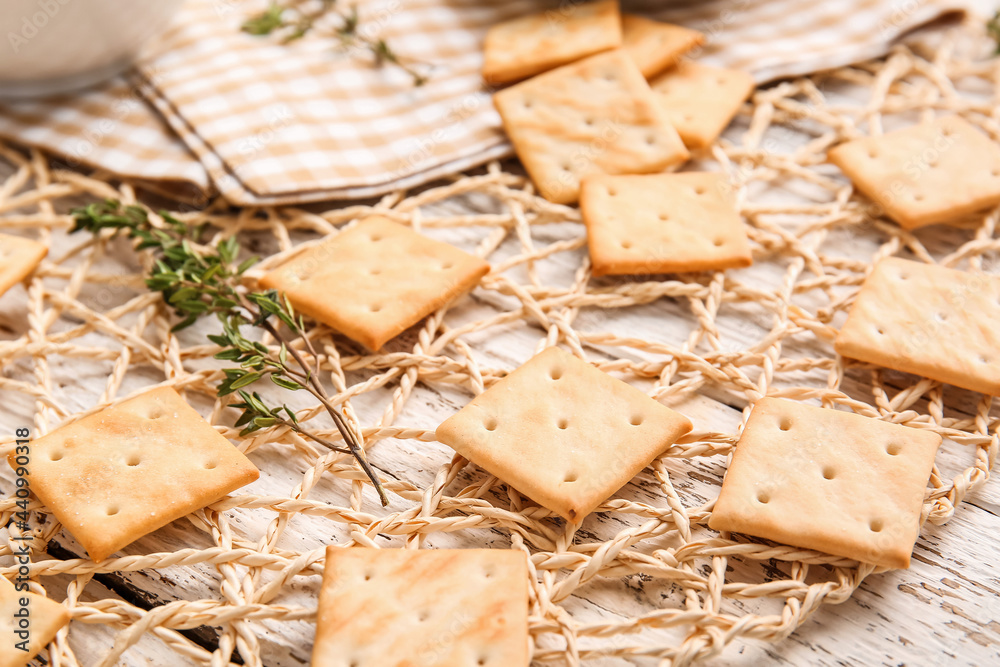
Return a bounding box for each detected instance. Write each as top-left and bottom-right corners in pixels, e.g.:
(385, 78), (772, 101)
(0, 0), (971, 205)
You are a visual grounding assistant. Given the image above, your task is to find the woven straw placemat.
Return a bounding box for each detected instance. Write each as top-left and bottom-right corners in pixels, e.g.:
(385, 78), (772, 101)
(0, 23), (998, 667)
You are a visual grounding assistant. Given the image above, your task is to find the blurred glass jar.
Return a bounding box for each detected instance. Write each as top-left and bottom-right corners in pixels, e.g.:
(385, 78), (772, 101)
(0, 0), (184, 99)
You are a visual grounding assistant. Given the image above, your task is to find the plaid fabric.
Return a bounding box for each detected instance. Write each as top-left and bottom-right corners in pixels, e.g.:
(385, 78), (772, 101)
(0, 0), (969, 205)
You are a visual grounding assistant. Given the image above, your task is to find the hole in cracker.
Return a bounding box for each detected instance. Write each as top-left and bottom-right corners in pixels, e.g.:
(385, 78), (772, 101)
(49, 450), (64, 462)
(992, 168), (1000, 178)
(645, 134), (656, 145)
(630, 414), (643, 426)
(876, 327), (885, 335)
(886, 442), (901, 456)
(913, 193), (924, 202)
(584, 117), (594, 126)
(867, 149), (878, 159)
(778, 417), (792, 431)
(822, 466), (836, 480)
(418, 610), (430, 622)
(107, 505), (120, 516)
(146, 408), (164, 420)
(369, 267), (382, 275)
(523, 100), (533, 109)
(557, 418), (569, 430)
(441, 261), (454, 270)
(603, 73), (616, 82)
(370, 304), (383, 313)
(370, 234), (382, 242)
(621, 240), (633, 249)
(484, 417), (498, 432)
(869, 518), (884, 532)
(694, 186), (707, 195)
(713, 239), (724, 247)
(549, 367), (563, 380)
(756, 491), (770, 504)
(684, 113), (694, 121)
(607, 187), (617, 197)
(205, 460), (218, 470)
(658, 213), (669, 222)
(979, 355), (989, 364)
(716, 77), (728, 86)
(483, 566), (495, 579)
(477, 658), (487, 666)
(561, 162), (572, 172)
(126, 453), (141, 467)
(364, 571), (373, 581)
(564, 471), (578, 483)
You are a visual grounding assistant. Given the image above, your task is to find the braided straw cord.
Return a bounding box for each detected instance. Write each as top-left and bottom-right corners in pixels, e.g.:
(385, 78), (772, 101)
(1, 24), (999, 667)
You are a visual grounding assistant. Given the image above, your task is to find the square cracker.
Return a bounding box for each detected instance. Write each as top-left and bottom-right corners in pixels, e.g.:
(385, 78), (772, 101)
(436, 347), (692, 521)
(621, 14), (704, 79)
(835, 257), (1000, 395)
(482, 0), (621, 86)
(827, 115), (1000, 229)
(313, 547), (529, 667)
(709, 397), (941, 569)
(0, 234), (47, 300)
(494, 49), (689, 205)
(650, 61), (755, 150)
(11, 387), (259, 562)
(260, 217), (489, 351)
(0, 576), (70, 667)
(581, 172), (752, 276)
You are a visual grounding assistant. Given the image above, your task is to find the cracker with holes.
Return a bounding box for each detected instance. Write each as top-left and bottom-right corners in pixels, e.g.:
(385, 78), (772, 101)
(260, 217), (489, 351)
(482, 0), (621, 86)
(835, 257), (1000, 395)
(10, 387), (259, 561)
(709, 397), (941, 569)
(581, 172), (752, 276)
(621, 15), (704, 79)
(494, 49), (689, 205)
(650, 61), (755, 150)
(0, 234), (47, 299)
(436, 347), (692, 521)
(313, 547), (529, 667)
(0, 576), (70, 667)
(828, 115), (1000, 229)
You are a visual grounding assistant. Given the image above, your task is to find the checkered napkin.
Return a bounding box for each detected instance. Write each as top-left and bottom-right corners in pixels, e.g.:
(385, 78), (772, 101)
(0, 0), (970, 205)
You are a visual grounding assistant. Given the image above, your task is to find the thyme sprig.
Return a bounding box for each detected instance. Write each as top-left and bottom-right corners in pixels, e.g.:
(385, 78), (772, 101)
(242, 1), (426, 85)
(70, 200), (389, 506)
